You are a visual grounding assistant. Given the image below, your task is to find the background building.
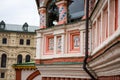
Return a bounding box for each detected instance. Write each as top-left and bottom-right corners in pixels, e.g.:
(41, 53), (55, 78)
(0, 20), (38, 80)
(14, 0), (120, 80)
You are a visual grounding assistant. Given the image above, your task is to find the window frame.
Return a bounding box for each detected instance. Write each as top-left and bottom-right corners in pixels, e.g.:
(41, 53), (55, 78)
(2, 38), (7, 44)
(19, 39), (24, 45)
(26, 39), (30, 45)
(69, 30), (80, 53)
(1, 54), (7, 68)
(25, 55), (31, 62)
(45, 35), (54, 55)
(17, 54), (22, 64)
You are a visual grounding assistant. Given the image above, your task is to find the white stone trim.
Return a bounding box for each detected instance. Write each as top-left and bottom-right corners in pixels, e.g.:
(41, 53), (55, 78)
(35, 33), (42, 59)
(61, 34), (65, 54)
(54, 35), (57, 55)
(92, 28), (120, 55)
(37, 64), (90, 79)
(40, 53), (84, 59)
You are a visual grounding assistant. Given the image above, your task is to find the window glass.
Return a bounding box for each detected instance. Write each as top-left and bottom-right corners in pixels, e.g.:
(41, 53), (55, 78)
(17, 55), (22, 64)
(1, 54), (7, 67)
(26, 39), (30, 45)
(1, 73), (5, 78)
(20, 39), (24, 45)
(25, 55), (30, 62)
(2, 38), (7, 44)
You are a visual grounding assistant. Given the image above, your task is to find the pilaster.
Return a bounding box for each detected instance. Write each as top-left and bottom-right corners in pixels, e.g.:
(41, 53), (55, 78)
(61, 34), (65, 54)
(54, 35), (57, 55)
(35, 33), (42, 64)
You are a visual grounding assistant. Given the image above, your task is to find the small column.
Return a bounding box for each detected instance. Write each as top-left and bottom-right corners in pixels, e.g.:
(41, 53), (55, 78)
(61, 34), (65, 54)
(39, 7), (46, 28)
(42, 77), (46, 80)
(75, 78), (80, 80)
(65, 78), (70, 80)
(51, 77), (55, 80)
(60, 78), (65, 80)
(56, 0), (67, 25)
(54, 35), (57, 55)
(56, 77), (60, 80)
(80, 30), (84, 55)
(35, 33), (42, 64)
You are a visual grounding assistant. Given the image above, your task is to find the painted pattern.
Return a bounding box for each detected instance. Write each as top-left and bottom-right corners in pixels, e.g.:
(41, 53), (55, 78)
(48, 38), (54, 50)
(73, 35), (80, 49)
(59, 6), (67, 21)
(57, 37), (61, 51)
(40, 14), (45, 27)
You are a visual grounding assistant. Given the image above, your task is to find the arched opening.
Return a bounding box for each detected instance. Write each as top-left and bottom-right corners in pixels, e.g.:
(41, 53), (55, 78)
(47, 0), (59, 27)
(25, 55), (31, 62)
(17, 54), (22, 64)
(1, 54), (7, 67)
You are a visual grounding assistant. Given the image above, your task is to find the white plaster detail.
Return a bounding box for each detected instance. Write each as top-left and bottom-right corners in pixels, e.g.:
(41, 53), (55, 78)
(54, 36), (57, 55)
(92, 28), (120, 55)
(36, 33), (42, 59)
(37, 64), (90, 79)
(61, 34), (65, 54)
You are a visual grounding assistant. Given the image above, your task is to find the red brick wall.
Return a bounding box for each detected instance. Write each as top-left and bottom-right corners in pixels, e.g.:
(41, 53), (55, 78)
(40, 57), (86, 64)
(98, 75), (120, 80)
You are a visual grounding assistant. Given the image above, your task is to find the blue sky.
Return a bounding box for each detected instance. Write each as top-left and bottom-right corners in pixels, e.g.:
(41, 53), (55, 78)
(0, 0), (39, 26)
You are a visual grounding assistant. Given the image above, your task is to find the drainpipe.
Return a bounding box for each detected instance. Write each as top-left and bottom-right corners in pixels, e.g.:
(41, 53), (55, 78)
(83, 0), (96, 80)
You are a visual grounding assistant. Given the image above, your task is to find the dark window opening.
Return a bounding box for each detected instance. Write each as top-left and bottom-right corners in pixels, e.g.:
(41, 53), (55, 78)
(1, 73), (5, 78)
(17, 55), (22, 64)
(47, 0), (59, 27)
(68, 0), (84, 23)
(20, 39), (24, 45)
(26, 39), (30, 45)
(2, 38), (7, 44)
(1, 54), (7, 68)
(25, 55), (30, 62)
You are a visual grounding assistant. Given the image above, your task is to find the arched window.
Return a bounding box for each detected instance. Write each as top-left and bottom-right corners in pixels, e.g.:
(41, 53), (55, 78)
(1, 54), (7, 67)
(17, 54), (22, 64)
(2, 38), (7, 44)
(25, 55), (31, 62)
(47, 0), (59, 27)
